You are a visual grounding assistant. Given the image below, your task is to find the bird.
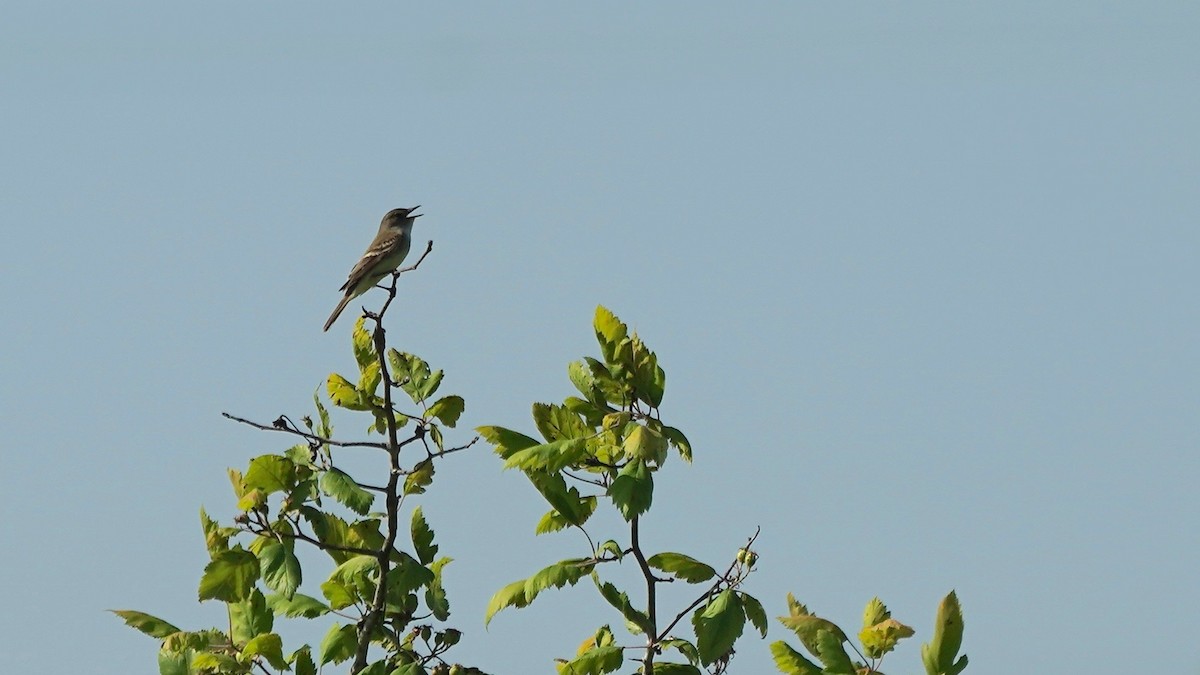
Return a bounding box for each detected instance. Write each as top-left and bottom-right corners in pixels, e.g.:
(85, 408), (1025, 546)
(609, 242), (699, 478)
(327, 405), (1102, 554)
(323, 206), (422, 332)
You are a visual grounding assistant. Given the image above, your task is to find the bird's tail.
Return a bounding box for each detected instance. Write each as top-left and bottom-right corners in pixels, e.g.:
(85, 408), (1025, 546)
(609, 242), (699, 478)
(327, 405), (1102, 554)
(323, 295), (352, 332)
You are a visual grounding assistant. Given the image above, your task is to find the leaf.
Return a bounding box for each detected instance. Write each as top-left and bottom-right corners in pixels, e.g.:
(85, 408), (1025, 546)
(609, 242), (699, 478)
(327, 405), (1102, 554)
(609, 459), (653, 520)
(778, 608), (850, 658)
(532, 402), (591, 442)
(404, 458), (435, 495)
(527, 470), (592, 526)
(651, 664), (702, 675)
(622, 424), (667, 464)
(560, 644), (624, 675)
(320, 467), (374, 515)
(859, 617), (915, 660)
(411, 506), (438, 564)
(646, 552), (716, 583)
(266, 592), (329, 618)
(312, 390), (331, 437)
(768, 641), (821, 675)
(291, 646), (316, 675)
(922, 591), (966, 675)
(109, 610), (180, 638)
(535, 497), (598, 535)
(814, 629), (855, 674)
(475, 425), (542, 459)
(198, 548), (260, 602)
(862, 597), (890, 630)
(692, 589), (745, 666)
(257, 539), (302, 600)
(503, 438), (588, 472)
(426, 557), (452, 621)
(243, 633), (287, 670)
(593, 305), (628, 364)
(388, 350), (437, 403)
(740, 592), (769, 638)
(427, 395), (465, 428)
(327, 373), (368, 410)
(229, 589), (273, 644)
(485, 579), (531, 626)
(662, 425), (693, 462)
(318, 622), (357, 665)
(243, 455), (296, 495)
(525, 559), (595, 598)
(659, 637), (700, 665)
(190, 651), (240, 672)
(199, 508), (230, 556)
(594, 577), (653, 635)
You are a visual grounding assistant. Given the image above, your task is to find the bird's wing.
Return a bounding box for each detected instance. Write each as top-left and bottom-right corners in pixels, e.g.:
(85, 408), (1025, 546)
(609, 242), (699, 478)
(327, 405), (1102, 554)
(339, 239), (395, 293)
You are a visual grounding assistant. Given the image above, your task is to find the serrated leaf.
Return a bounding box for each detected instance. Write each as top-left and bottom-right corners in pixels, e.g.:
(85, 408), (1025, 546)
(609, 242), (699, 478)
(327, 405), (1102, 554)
(411, 507), (438, 564)
(609, 459), (653, 520)
(243, 455), (296, 495)
(646, 552), (716, 583)
(692, 589), (745, 666)
(243, 633), (287, 670)
(862, 597), (890, 630)
(257, 539), (302, 600)
(859, 617), (915, 659)
(622, 424), (667, 464)
(230, 589), (273, 644)
(485, 579), (531, 626)
(525, 559), (595, 598)
(923, 591), (965, 675)
(199, 508), (231, 556)
(593, 306), (628, 362)
(327, 373), (369, 410)
(594, 577), (653, 635)
(535, 496), (598, 535)
(109, 610), (180, 638)
(351, 316), (376, 367)
(503, 438), (588, 472)
(266, 592), (329, 618)
(427, 395), (465, 428)
(198, 548), (260, 602)
(320, 467), (374, 515)
(778, 611), (849, 658)
(662, 425), (693, 462)
(318, 623), (357, 665)
(560, 644), (624, 675)
(191, 651), (240, 672)
(532, 402), (591, 442)
(291, 645), (316, 675)
(426, 557), (452, 621)
(475, 425), (541, 459)
(769, 641), (821, 675)
(660, 637), (700, 665)
(651, 664), (701, 675)
(814, 629), (854, 674)
(741, 592), (769, 638)
(405, 458), (435, 495)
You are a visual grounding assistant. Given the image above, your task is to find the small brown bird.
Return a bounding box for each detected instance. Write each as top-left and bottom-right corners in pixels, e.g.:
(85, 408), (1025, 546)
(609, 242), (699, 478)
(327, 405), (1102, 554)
(323, 206), (422, 332)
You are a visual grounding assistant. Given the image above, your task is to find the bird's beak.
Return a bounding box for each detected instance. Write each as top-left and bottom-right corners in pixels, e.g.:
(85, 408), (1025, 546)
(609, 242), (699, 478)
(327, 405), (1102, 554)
(409, 205), (422, 218)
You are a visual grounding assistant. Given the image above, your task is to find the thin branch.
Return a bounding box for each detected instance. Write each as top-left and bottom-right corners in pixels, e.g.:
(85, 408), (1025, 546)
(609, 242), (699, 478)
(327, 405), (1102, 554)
(630, 515), (658, 674)
(222, 412), (388, 450)
(655, 528), (762, 643)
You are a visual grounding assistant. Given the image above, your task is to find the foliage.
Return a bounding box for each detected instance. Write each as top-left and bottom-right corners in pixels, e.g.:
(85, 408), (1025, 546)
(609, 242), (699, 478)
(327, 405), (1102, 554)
(478, 306), (765, 674)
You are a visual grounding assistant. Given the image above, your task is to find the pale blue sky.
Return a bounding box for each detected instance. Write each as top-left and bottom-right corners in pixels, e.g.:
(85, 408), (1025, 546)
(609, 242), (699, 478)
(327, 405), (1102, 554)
(2, 3), (1197, 674)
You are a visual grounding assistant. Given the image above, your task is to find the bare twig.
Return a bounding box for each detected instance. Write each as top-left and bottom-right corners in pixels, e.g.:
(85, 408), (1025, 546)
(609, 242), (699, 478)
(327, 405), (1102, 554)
(222, 412), (389, 450)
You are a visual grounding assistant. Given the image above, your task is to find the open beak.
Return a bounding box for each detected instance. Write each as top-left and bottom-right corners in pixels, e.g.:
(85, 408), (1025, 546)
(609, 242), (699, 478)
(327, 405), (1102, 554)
(409, 205), (423, 218)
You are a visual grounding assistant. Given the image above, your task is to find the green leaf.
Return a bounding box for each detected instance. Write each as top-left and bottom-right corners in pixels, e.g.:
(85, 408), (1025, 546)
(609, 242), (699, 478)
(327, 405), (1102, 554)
(922, 591), (966, 675)
(814, 629), (854, 674)
(318, 622), (357, 665)
(266, 592), (330, 618)
(404, 458), (435, 495)
(650, 664), (702, 675)
(740, 592), (769, 638)
(384, 552), (435, 602)
(230, 589), (273, 644)
(157, 648), (188, 675)
(109, 610), (180, 638)
(659, 637), (700, 665)
(622, 424), (667, 464)
(190, 651), (241, 672)
(198, 548), (260, 602)
(313, 390), (332, 437)
(534, 496), (598, 535)
(426, 557), (452, 621)
(609, 459), (653, 520)
(327, 372), (369, 410)
(768, 641), (821, 675)
(532, 402), (591, 442)
(243, 633), (287, 670)
(475, 425), (542, 459)
(257, 539), (301, 599)
(593, 305), (628, 364)
(358, 360), (382, 399)
(777, 606), (849, 658)
(527, 471), (592, 526)
(525, 558), (595, 598)
(427, 395), (465, 427)
(320, 467), (374, 515)
(503, 438), (588, 472)
(484, 579), (531, 626)
(560, 644), (624, 675)
(411, 507), (438, 564)
(859, 617), (915, 659)
(646, 552), (716, 583)
(862, 596), (889, 630)
(594, 578), (653, 635)
(388, 350), (438, 403)
(662, 425), (693, 462)
(291, 645), (316, 675)
(352, 317), (376, 368)
(692, 589), (745, 666)
(199, 508), (231, 556)
(391, 663), (430, 675)
(243, 455), (296, 495)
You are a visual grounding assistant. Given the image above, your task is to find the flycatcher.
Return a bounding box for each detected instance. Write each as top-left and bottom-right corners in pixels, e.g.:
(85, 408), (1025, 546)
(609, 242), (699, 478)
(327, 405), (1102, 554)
(323, 206), (422, 332)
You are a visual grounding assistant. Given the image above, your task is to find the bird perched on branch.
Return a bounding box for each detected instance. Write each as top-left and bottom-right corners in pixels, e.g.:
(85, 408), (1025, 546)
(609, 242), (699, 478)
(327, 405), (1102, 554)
(323, 206), (422, 332)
